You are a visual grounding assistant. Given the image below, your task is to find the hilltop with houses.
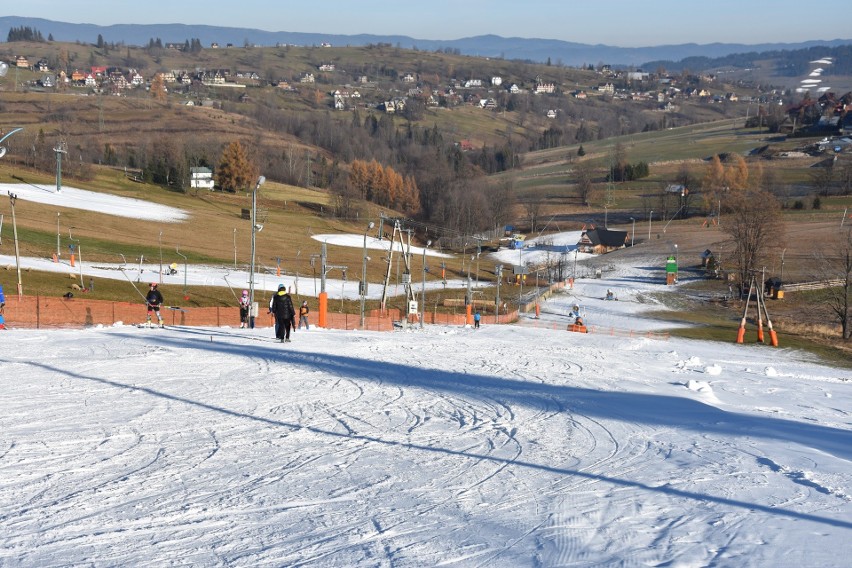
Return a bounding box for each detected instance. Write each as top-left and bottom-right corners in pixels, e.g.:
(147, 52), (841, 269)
(5, 39), (794, 119)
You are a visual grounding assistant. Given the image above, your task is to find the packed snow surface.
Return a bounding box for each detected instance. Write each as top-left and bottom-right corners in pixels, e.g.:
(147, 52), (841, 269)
(2, 183), (188, 222)
(1, 291), (850, 566)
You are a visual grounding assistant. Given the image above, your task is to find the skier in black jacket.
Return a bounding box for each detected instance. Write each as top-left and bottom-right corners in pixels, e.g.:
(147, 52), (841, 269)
(270, 284), (296, 342)
(146, 283), (165, 327)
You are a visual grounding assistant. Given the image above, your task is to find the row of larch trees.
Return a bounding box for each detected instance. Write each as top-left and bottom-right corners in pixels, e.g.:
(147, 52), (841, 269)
(347, 159), (421, 216)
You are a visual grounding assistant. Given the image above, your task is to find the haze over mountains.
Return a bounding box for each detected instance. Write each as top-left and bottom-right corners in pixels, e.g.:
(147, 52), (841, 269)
(2, 16), (851, 67)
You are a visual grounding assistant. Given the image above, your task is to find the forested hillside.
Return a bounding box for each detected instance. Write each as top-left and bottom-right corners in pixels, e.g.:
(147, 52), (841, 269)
(0, 34), (827, 238)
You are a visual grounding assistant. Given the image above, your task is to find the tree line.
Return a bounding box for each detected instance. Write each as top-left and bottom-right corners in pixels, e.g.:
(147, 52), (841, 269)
(7, 26), (46, 42)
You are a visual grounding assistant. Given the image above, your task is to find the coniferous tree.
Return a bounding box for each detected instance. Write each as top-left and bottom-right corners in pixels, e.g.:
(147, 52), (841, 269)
(149, 73), (167, 102)
(216, 141), (256, 193)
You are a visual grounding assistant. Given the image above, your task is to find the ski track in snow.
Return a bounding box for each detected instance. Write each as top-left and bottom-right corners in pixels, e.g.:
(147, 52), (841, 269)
(2, 267), (852, 565)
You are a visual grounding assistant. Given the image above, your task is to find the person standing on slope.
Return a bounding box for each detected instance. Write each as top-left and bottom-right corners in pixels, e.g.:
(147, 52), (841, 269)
(0, 283), (6, 329)
(270, 283), (296, 342)
(145, 283), (165, 327)
(239, 289), (250, 328)
(298, 300), (310, 330)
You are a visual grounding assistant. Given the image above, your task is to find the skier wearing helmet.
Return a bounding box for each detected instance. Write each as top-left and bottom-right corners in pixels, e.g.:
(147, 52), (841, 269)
(239, 289), (250, 328)
(145, 282), (165, 327)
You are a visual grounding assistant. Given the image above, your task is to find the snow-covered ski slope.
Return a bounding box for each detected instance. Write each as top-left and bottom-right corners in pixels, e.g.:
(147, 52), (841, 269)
(1, 286), (850, 566)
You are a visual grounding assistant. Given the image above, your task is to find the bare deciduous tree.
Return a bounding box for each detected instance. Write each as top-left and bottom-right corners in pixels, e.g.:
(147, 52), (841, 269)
(814, 229), (852, 340)
(522, 199), (543, 233)
(722, 189), (783, 289)
(490, 178), (516, 232)
(810, 162), (835, 197)
(838, 161), (852, 197)
(574, 160), (594, 206)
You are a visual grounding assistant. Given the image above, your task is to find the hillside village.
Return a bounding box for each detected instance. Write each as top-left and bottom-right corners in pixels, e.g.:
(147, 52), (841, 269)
(8, 45), (783, 115)
(10, 42), (852, 142)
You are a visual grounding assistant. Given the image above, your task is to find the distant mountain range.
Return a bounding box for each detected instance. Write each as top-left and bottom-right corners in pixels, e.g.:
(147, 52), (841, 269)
(2, 16), (851, 67)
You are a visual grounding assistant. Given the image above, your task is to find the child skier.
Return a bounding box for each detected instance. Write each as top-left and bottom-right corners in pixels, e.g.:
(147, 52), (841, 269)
(298, 300), (310, 330)
(239, 290), (250, 328)
(145, 283), (165, 327)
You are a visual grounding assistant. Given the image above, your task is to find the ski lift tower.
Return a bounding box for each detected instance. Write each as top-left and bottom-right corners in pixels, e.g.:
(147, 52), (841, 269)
(380, 219), (417, 323)
(53, 140), (67, 193)
(317, 241), (347, 328)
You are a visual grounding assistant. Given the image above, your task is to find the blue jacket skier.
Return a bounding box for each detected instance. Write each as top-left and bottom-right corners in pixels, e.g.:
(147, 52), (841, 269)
(0, 283), (6, 329)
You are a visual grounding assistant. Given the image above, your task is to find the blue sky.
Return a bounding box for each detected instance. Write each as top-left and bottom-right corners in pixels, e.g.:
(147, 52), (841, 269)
(8, 0), (849, 47)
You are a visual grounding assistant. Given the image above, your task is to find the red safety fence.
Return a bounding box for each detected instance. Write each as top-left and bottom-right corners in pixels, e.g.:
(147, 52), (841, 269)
(1, 296), (425, 332)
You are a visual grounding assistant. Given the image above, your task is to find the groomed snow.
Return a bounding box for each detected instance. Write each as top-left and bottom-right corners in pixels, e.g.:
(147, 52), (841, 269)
(2, 183), (188, 222)
(1, 291), (850, 566)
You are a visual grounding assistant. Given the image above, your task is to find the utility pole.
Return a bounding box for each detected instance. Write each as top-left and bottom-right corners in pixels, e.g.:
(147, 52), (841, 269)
(421, 240), (431, 329)
(360, 221), (374, 329)
(158, 230), (163, 285)
(648, 210), (653, 241)
(68, 227), (83, 289)
(495, 264), (503, 324)
(248, 176), (265, 327)
(176, 245), (188, 299)
(9, 193), (23, 298)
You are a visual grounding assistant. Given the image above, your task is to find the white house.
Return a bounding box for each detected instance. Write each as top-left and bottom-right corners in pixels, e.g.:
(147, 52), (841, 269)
(534, 82), (556, 94)
(598, 83), (615, 95)
(190, 167), (215, 190)
(491, 76), (503, 86)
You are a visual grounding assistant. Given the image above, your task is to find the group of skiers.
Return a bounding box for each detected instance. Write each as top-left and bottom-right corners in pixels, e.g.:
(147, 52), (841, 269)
(569, 303), (584, 326)
(236, 285), (310, 342)
(264, 284), (310, 342)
